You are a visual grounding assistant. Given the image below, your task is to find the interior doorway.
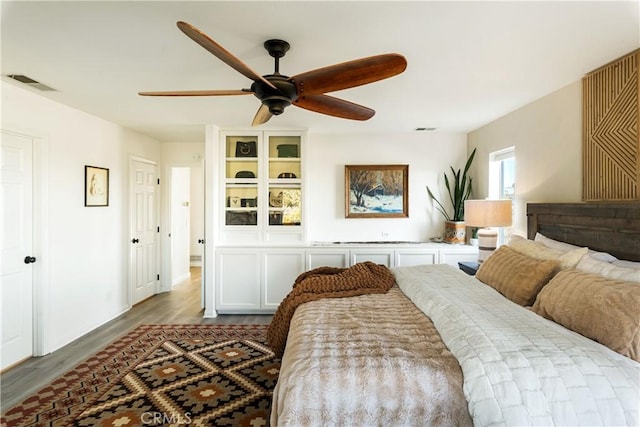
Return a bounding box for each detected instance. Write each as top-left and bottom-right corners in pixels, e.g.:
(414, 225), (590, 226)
(1, 131), (34, 369)
(170, 167), (191, 287)
(167, 164), (204, 303)
(1, 129), (48, 367)
(129, 157), (159, 305)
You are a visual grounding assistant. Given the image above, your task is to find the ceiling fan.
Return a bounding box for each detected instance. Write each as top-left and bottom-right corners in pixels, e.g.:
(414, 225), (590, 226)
(139, 21), (407, 126)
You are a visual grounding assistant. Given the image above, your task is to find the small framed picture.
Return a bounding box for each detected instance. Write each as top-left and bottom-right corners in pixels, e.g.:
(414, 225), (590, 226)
(84, 165), (109, 207)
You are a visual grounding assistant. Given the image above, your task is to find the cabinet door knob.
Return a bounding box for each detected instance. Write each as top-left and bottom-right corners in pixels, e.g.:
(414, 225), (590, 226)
(24, 256), (36, 264)
(132, 238), (139, 244)
(198, 239), (205, 244)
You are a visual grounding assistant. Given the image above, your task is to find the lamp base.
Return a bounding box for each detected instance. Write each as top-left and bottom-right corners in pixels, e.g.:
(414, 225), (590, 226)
(477, 228), (498, 263)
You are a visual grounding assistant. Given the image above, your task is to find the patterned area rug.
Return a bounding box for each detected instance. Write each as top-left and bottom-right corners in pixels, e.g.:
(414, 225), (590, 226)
(1, 324), (280, 426)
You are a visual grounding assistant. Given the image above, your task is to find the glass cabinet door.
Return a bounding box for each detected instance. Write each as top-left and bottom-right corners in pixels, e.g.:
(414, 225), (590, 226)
(267, 135), (301, 227)
(225, 135), (259, 226)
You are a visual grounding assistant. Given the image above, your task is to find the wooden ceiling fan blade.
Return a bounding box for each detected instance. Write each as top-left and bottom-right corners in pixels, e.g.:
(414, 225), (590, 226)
(291, 53), (407, 96)
(252, 104), (273, 126)
(293, 95), (375, 121)
(138, 89), (253, 96)
(176, 21), (277, 91)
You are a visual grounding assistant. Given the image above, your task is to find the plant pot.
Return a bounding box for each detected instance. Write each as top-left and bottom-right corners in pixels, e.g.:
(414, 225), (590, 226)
(444, 220), (466, 244)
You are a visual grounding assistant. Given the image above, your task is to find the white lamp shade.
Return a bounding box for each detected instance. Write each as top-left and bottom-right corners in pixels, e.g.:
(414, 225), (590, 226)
(464, 199), (512, 227)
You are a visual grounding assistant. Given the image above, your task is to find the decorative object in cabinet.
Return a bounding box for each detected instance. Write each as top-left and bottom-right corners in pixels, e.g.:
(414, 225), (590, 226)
(267, 134), (302, 228)
(224, 134), (259, 228)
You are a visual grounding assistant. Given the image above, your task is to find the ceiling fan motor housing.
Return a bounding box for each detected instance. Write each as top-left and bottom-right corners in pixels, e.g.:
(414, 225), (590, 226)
(252, 74), (298, 115)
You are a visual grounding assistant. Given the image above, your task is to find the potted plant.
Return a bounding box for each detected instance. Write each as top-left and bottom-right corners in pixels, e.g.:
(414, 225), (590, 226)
(426, 148), (476, 244)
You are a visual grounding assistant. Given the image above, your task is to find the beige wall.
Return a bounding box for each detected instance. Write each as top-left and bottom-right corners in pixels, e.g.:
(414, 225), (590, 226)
(467, 81), (583, 235)
(306, 131), (468, 242)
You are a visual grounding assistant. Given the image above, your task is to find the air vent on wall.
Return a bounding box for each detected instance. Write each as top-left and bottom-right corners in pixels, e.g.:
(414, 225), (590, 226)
(6, 74), (56, 91)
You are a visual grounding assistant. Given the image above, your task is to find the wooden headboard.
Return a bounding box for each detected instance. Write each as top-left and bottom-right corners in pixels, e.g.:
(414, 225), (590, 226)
(527, 203), (640, 262)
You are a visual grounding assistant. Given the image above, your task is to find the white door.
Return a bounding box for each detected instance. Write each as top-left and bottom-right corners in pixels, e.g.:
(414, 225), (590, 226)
(1, 131), (33, 369)
(130, 159), (158, 304)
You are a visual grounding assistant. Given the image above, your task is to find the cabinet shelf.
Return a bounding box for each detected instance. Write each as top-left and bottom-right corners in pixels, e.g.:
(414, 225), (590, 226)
(225, 180), (258, 186)
(268, 179), (301, 186)
(269, 157), (300, 162)
(227, 157), (258, 162)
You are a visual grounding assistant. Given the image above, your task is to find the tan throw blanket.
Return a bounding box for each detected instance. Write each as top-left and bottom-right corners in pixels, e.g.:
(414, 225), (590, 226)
(267, 261), (395, 357)
(271, 286), (472, 426)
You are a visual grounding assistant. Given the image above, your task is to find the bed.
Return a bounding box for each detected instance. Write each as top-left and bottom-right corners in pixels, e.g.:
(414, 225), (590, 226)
(270, 202), (640, 426)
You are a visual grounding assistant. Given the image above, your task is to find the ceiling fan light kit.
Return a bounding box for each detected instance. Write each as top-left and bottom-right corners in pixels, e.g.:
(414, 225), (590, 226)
(139, 21), (407, 126)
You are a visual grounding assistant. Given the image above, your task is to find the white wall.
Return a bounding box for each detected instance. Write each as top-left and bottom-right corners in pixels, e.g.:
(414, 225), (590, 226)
(307, 131), (469, 242)
(2, 81), (161, 353)
(467, 81), (582, 235)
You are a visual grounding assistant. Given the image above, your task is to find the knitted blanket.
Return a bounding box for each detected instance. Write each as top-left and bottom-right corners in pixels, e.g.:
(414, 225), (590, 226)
(267, 261), (396, 357)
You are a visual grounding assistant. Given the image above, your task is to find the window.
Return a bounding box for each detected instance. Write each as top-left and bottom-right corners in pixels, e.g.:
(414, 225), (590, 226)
(489, 147), (515, 243)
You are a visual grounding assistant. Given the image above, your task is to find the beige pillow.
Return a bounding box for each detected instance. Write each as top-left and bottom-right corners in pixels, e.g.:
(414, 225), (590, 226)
(476, 245), (559, 306)
(576, 256), (640, 283)
(531, 269), (640, 363)
(508, 235), (588, 270)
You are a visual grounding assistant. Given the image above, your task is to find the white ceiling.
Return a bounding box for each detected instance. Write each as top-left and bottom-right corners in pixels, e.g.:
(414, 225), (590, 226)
(2, 1), (638, 142)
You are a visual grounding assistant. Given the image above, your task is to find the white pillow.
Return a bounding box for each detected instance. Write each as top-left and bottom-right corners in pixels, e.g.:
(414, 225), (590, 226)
(588, 251), (619, 263)
(534, 232), (580, 252)
(508, 235), (588, 270)
(534, 232), (617, 263)
(612, 260), (640, 271)
(576, 256), (640, 283)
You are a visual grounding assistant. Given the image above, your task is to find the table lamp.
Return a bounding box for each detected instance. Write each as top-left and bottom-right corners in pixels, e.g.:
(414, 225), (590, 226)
(464, 199), (512, 262)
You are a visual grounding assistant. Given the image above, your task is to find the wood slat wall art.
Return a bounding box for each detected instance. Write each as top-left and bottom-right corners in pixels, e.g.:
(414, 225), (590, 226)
(582, 49), (639, 201)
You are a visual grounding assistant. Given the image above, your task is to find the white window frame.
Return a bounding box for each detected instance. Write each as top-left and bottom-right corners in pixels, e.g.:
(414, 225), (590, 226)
(488, 147), (515, 244)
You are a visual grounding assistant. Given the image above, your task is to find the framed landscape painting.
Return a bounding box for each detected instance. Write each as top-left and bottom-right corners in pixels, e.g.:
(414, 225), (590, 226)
(345, 164), (408, 218)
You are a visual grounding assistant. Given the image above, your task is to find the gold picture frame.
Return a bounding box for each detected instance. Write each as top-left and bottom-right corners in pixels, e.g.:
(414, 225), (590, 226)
(84, 165), (109, 207)
(345, 164), (408, 218)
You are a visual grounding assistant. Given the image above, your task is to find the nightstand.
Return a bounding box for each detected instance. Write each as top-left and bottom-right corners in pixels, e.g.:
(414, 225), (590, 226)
(458, 261), (479, 276)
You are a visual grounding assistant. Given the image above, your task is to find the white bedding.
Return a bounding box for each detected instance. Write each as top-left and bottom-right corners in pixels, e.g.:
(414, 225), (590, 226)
(394, 264), (640, 426)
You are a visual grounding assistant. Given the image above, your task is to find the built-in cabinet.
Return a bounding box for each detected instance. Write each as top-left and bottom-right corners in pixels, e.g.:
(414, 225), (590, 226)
(215, 244), (478, 313)
(306, 249), (350, 270)
(219, 130), (306, 244)
(215, 248), (305, 312)
(214, 129), (479, 314)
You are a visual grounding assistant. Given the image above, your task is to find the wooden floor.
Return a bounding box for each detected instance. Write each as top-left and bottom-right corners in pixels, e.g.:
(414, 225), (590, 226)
(0, 267), (273, 411)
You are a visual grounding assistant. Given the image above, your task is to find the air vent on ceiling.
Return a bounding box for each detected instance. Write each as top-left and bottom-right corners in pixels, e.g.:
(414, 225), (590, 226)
(6, 74), (56, 91)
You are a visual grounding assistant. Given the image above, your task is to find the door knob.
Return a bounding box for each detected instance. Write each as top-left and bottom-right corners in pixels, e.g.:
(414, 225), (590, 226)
(198, 239), (205, 244)
(24, 256), (36, 264)
(132, 238), (139, 244)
